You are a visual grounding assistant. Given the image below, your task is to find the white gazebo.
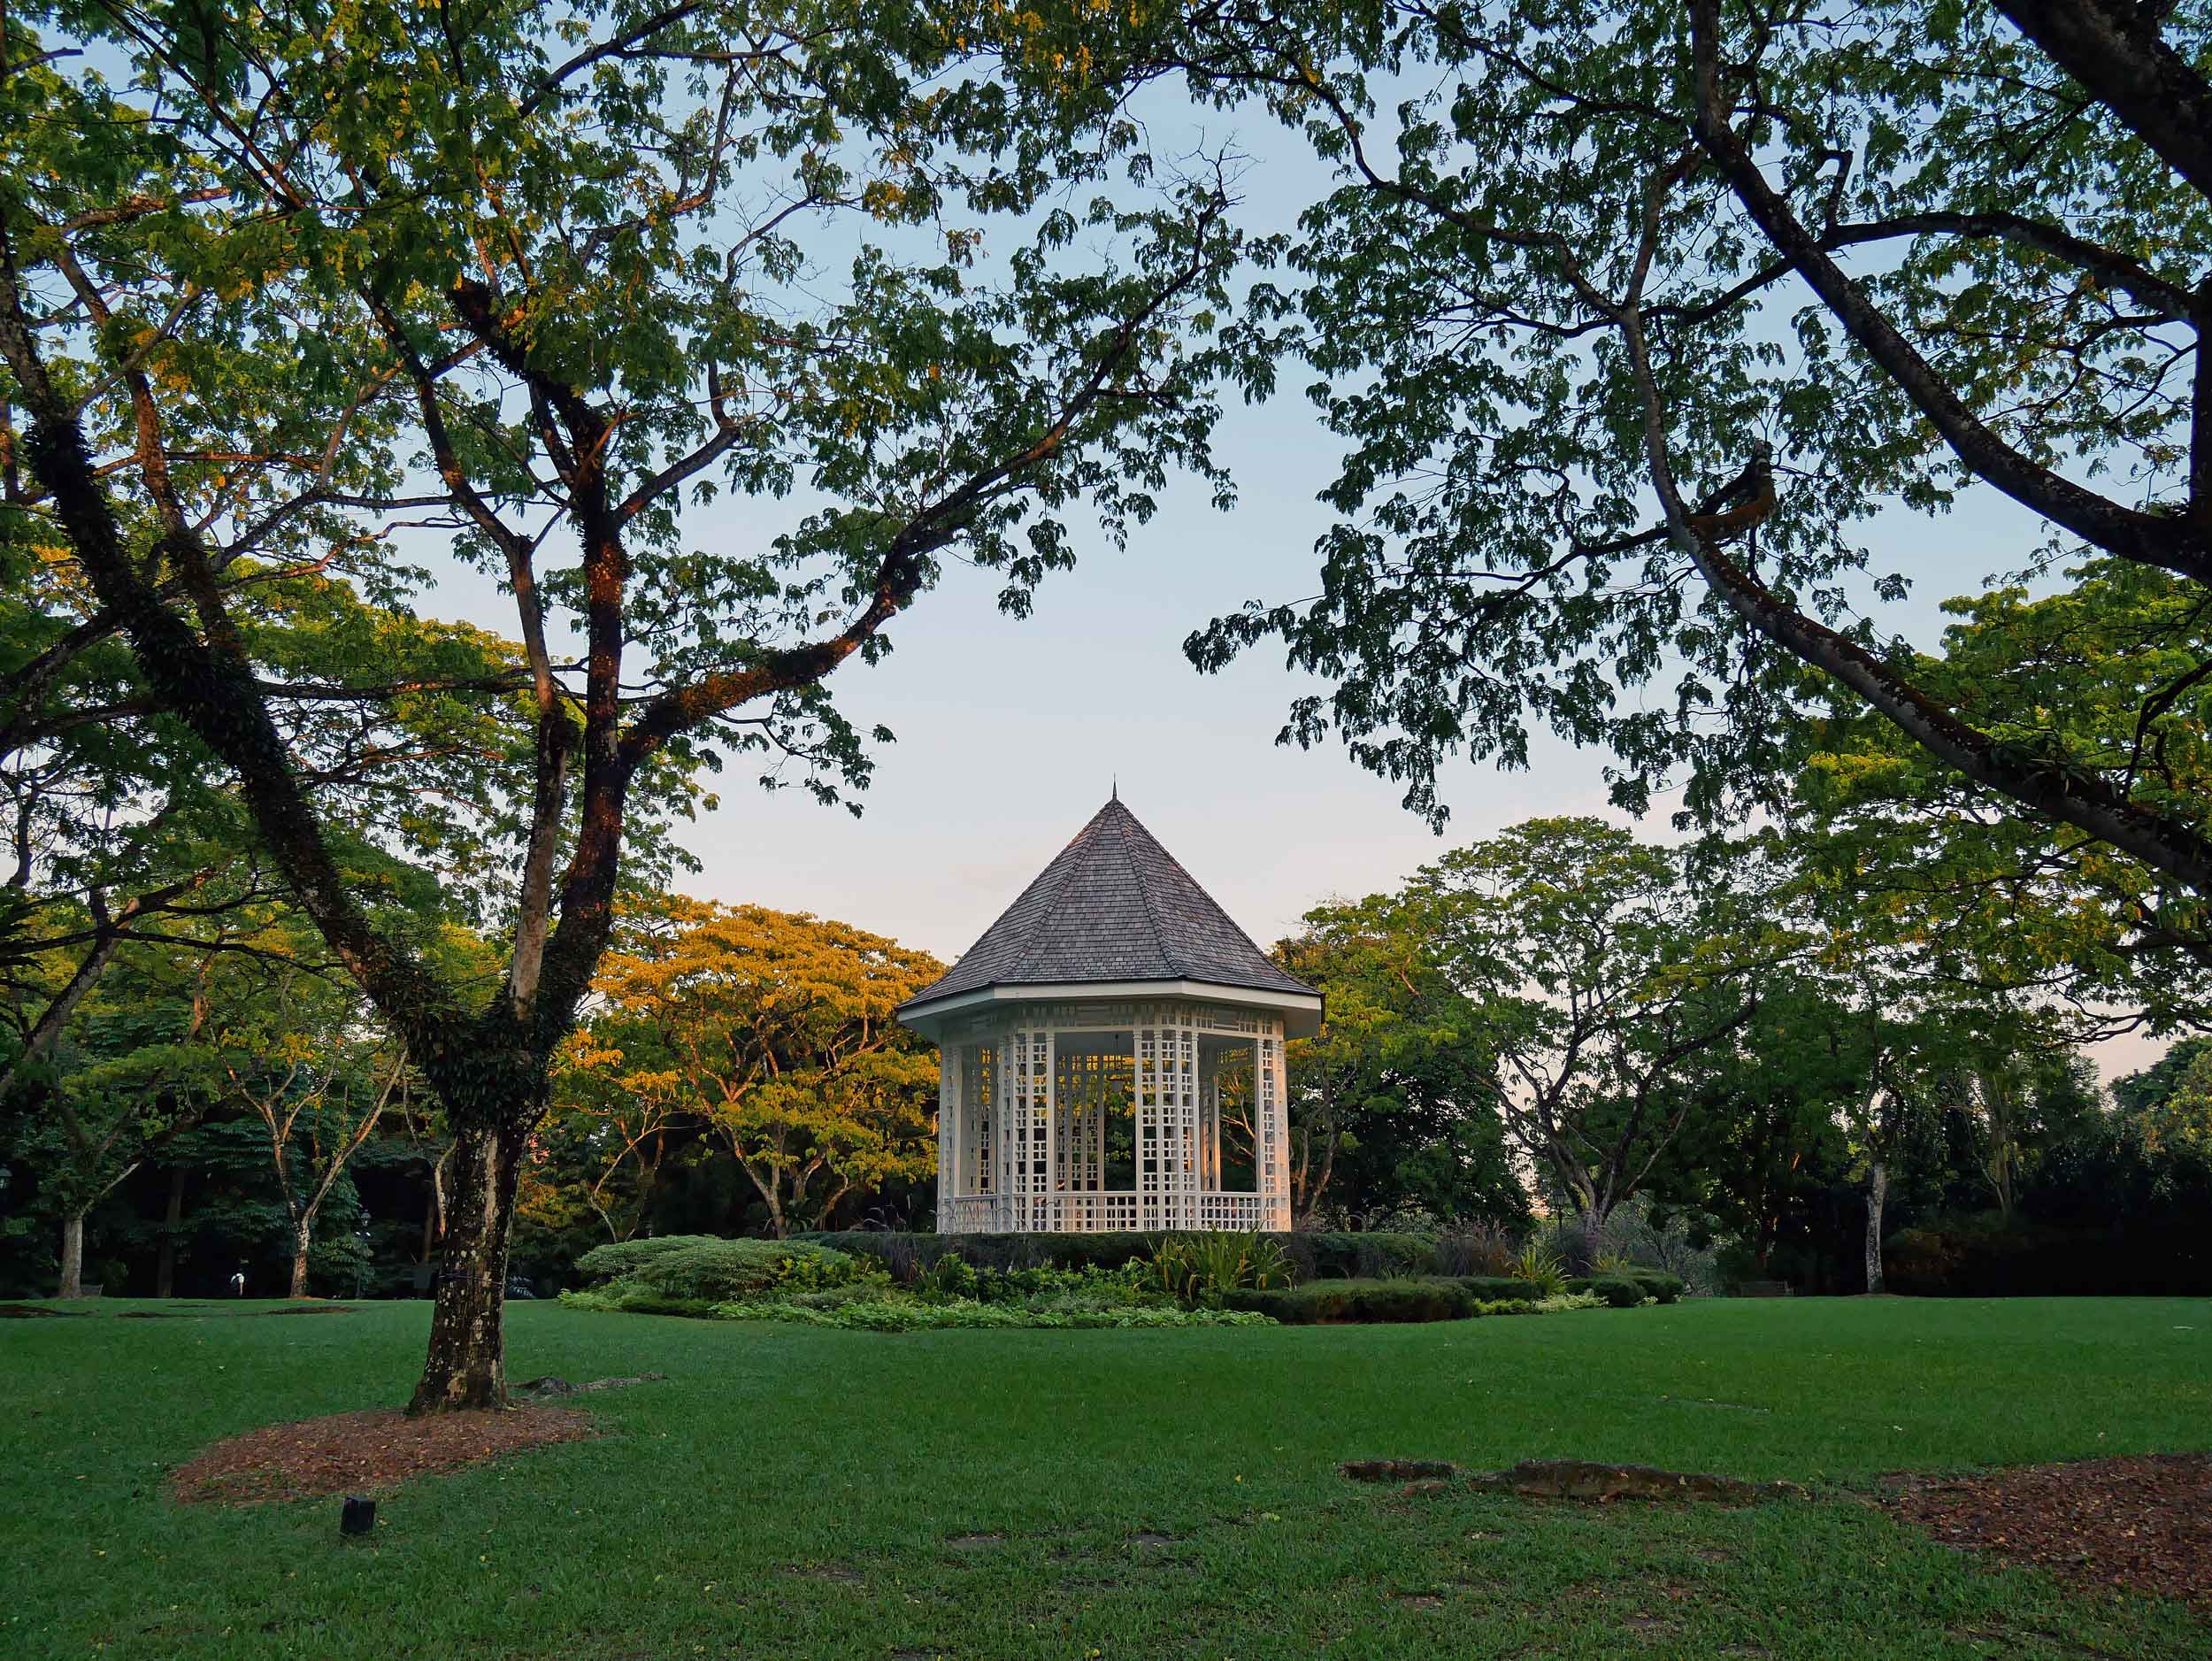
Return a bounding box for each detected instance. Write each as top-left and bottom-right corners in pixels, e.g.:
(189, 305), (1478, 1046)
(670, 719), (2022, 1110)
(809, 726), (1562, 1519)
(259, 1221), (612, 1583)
(897, 795), (1321, 1234)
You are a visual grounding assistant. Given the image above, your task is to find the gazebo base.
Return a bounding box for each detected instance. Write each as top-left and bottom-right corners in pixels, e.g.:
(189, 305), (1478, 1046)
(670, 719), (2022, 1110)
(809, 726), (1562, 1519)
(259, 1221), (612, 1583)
(940, 1191), (1265, 1234)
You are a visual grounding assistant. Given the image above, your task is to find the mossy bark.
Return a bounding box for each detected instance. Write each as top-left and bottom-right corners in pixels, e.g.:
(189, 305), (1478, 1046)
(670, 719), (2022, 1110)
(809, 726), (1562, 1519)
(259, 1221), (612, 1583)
(1864, 1158), (1888, 1295)
(288, 1221), (313, 1300)
(58, 1213), (85, 1299)
(408, 1119), (529, 1413)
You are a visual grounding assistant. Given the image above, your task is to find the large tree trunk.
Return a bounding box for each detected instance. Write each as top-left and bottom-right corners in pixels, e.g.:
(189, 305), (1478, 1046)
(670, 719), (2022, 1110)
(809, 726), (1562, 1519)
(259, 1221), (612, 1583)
(1580, 1204), (1605, 1272)
(288, 1218), (313, 1299)
(58, 1211), (85, 1298)
(1863, 1158), (1888, 1296)
(157, 1167), (186, 1297)
(409, 1120), (527, 1414)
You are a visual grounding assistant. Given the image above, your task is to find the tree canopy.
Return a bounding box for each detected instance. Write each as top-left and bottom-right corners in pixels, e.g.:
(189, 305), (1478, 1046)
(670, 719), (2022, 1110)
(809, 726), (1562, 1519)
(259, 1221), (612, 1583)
(1171, 0), (2212, 959)
(2, 0), (1273, 1406)
(557, 897), (942, 1238)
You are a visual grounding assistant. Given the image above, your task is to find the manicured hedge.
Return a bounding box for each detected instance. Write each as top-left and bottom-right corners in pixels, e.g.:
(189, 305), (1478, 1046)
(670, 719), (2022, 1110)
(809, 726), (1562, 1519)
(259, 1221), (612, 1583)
(574, 1235), (869, 1300)
(1279, 1232), (1439, 1281)
(792, 1230), (1447, 1284)
(589, 1234), (1701, 1303)
(1219, 1277), (1476, 1325)
(572, 1234), (733, 1281)
(793, 1231), (1170, 1277)
(1564, 1266), (1685, 1304)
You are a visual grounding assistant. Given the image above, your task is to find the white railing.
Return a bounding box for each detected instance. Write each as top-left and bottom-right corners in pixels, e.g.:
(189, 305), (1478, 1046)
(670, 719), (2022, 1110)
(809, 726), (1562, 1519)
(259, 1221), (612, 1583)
(940, 1190), (1266, 1234)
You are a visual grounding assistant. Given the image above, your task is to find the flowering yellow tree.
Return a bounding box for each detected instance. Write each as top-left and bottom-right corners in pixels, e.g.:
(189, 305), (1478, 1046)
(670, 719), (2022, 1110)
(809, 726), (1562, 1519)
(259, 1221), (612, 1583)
(563, 898), (943, 1237)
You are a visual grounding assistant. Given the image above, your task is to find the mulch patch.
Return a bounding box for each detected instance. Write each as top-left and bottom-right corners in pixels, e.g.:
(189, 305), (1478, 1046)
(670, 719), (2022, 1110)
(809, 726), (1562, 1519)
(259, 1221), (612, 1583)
(173, 1404), (595, 1504)
(0, 1303), (84, 1318)
(1881, 1452), (2212, 1608)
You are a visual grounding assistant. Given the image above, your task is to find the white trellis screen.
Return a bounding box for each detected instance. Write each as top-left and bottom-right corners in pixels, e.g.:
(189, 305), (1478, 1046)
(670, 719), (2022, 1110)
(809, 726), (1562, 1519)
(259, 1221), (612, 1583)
(933, 999), (1289, 1234)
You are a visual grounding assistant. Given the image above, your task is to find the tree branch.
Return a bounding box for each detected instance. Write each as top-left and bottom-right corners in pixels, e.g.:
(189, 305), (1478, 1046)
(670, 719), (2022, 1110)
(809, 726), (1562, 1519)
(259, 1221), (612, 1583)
(1687, 0), (2210, 581)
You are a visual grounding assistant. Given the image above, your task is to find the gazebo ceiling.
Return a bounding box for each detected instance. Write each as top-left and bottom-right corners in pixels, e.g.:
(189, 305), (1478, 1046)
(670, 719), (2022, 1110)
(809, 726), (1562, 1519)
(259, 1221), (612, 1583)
(896, 796), (1322, 1038)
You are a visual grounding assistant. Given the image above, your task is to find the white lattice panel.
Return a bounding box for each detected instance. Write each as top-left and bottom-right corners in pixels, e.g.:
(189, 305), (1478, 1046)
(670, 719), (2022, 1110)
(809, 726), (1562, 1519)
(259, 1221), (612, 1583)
(1052, 1045), (1118, 1194)
(1256, 1030), (1290, 1229)
(935, 1005), (1288, 1236)
(961, 1043), (995, 1196)
(1199, 1193), (1263, 1230)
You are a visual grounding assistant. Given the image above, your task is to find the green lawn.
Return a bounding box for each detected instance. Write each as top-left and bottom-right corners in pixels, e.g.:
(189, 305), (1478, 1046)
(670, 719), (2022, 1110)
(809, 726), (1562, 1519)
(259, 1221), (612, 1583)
(3, 1297), (2207, 1659)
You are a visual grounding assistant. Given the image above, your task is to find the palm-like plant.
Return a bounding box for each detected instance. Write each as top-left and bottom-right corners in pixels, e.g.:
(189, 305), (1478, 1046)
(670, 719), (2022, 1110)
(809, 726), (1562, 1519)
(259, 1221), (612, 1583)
(1147, 1233), (1294, 1304)
(1512, 1241), (1568, 1297)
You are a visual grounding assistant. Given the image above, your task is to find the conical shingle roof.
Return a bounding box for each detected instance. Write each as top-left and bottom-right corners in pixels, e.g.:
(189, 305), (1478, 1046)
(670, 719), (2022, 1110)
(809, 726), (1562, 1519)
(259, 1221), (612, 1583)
(898, 797), (1318, 1019)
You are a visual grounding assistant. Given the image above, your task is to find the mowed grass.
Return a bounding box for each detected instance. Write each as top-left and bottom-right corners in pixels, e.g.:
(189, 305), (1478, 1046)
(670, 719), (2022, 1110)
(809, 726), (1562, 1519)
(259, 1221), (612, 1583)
(2, 1297), (2207, 1659)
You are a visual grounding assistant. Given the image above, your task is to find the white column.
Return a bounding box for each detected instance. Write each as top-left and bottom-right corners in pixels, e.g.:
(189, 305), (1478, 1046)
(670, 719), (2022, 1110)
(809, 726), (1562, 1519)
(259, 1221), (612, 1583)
(1038, 1028), (1056, 1228)
(994, 1026), (1018, 1231)
(1135, 1024), (1160, 1230)
(1256, 1022), (1290, 1230)
(1168, 1021), (1198, 1229)
(937, 1048), (959, 1234)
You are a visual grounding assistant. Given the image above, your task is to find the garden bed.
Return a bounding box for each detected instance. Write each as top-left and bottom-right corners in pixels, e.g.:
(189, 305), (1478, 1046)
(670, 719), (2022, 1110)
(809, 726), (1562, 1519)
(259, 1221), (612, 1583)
(172, 1404), (595, 1504)
(1881, 1452), (2212, 1610)
(562, 1233), (1685, 1330)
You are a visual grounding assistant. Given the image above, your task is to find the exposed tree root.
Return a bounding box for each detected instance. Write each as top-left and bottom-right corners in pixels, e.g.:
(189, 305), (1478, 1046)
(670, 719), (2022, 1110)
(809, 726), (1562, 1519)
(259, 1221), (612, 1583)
(1343, 1457), (1806, 1504)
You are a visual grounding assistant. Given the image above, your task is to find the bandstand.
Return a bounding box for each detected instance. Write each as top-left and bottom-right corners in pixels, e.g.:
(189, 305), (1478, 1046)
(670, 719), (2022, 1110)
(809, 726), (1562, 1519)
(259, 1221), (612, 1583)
(896, 796), (1321, 1234)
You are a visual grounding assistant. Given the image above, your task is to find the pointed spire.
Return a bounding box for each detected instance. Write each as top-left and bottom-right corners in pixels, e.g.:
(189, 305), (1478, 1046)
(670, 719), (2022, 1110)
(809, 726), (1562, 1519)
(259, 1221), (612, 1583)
(897, 796), (1317, 1011)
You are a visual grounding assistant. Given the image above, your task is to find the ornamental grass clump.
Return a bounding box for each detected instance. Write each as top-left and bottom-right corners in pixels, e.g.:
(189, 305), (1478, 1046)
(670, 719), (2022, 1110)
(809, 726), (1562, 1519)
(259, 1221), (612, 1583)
(1434, 1223), (1521, 1277)
(1147, 1232), (1294, 1304)
(1512, 1242), (1569, 1297)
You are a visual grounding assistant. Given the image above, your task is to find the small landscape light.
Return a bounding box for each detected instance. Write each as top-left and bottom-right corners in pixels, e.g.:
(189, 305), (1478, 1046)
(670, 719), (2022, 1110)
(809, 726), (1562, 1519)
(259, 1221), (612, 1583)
(341, 1496), (376, 1536)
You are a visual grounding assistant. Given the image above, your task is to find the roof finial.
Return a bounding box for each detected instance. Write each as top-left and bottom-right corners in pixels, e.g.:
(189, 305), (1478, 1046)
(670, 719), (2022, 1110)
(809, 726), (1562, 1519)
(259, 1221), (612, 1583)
(1111, 774), (1118, 802)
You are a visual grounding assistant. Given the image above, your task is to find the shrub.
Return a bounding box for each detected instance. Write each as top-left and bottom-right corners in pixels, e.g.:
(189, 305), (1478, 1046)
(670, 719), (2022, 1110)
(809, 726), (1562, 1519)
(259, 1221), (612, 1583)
(1882, 1213), (2212, 1296)
(579, 1236), (877, 1301)
(706, 1297), (1274, 1332)
(794, 1231), (1168, 1279)
(1269, 1230), (1438, 1282)
(1585, 1276), (1645, 1309)
(1569, 1265), (1685, 1303)
(1220, 1277), (1476, 1325)
(1432, 1223), (1520, 1277)
(573, 1234), (732, 1282)
(1453, 1275), (1546, 1302)
(1885, 1226), (1970, 1294)
(1147, 1233), (1294, 1303)
(1587, 1197), (1724, 1295)
(795, 1229), (1457, 1287)
(914, 1258), (1160, 1309)
(1621, 1266), (1686, 1303)
(1471, 1291), (1605, 1315)
(1511, 1242), (1568, 1296)
(558, 1287), (722, 1319)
